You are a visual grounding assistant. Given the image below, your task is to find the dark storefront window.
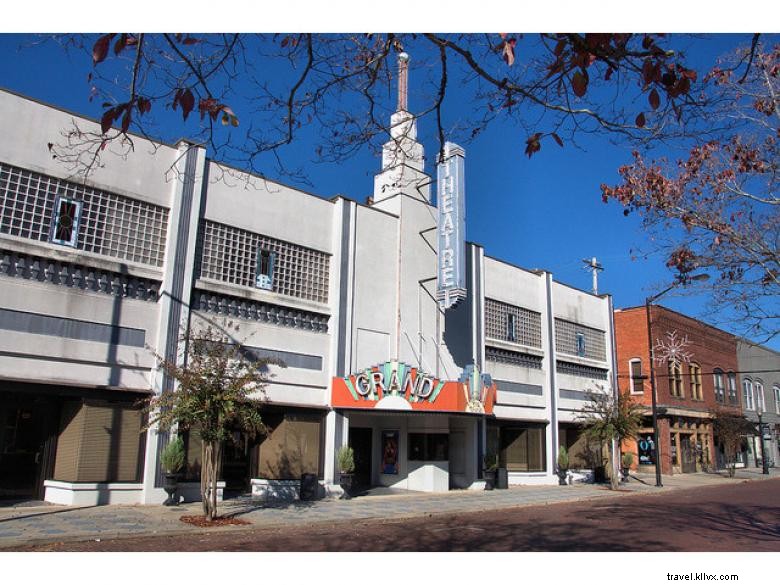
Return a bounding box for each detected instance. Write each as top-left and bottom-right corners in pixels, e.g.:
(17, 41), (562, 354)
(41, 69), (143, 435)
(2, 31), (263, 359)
(408, 433), (449, 461)
(499, 426), (546, 472)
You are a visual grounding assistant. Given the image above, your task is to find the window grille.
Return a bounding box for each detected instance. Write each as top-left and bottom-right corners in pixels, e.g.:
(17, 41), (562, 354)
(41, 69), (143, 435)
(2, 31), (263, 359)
(0, 162), (168, 266)
(484, 298), (542, 347)
(199, 221), (330, 304)
(556, 360), (609, 380)
(554, 318), (606, 361)
(485, 346), (543, 369)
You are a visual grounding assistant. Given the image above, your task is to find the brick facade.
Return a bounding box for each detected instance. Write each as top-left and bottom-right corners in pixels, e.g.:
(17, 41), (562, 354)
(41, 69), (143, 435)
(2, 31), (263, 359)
(614, 305), (741, 475)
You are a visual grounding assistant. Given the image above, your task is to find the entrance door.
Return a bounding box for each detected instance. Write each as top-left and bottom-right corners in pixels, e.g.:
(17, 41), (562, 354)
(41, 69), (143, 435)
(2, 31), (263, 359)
(349, 427), (372, 490)
(0, 396), (59, 500)
(222, 431), (253, 493)
(680, 435), (697, 473)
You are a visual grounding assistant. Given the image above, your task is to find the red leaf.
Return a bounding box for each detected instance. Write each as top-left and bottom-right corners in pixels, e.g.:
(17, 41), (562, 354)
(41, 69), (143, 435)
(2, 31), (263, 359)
(648, 88), (660, 110)
(179, 89), (195, 121)
(604, 67), (614, 81)
(182, 36), (200, 45)
(114, 33), (128, 56)
(553, 39), (566, 56)
(636, 112), (646, 128)
(92, 34), (115, 66)
(101, 107), (116, 134)
(551, 132), (564, 148)
(121, 107), (131, 133)
(525, 133), (542, 158)
(137, 97), (151, 115)
(572, 70), (588, 97)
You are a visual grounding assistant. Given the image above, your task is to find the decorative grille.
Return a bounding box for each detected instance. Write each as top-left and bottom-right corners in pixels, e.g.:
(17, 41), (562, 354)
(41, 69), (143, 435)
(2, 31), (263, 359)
(485, 298), (542, 347)
(485, 346), (543, 369)
(556, 360), (609, 380)
(554, 318), (606, 361)
(199, 221), (330, 304)
(0, 162), (169, 267)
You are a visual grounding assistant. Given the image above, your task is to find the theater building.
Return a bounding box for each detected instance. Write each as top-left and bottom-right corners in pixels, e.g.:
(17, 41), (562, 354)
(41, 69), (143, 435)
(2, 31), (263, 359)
(614, 305), (741, 475)
(0, 56), (616, 505)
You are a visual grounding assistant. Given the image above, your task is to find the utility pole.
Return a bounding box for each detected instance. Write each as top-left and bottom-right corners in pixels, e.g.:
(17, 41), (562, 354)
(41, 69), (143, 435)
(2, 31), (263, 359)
(582, 257), (604, 294)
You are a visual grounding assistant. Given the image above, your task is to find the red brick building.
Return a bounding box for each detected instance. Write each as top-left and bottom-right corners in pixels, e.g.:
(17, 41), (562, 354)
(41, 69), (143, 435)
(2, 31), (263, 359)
(614, 306), (741, 475)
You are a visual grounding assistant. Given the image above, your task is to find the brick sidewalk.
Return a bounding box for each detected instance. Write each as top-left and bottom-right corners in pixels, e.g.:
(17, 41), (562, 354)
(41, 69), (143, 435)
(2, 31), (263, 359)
(1, 468), (777, 550)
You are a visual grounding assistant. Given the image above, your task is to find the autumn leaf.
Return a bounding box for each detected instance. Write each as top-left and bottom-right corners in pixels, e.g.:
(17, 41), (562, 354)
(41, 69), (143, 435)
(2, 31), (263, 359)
(636, 112), (646, 128)
(502, 38), (517, 67)
(572, 70), (588, 97)
(173, 89), (195, 121)
(101, 107), (116, 134)
(525, 133), (542, 158)
(551, 132), (564, 148)
(92, 34), (115, 66)
(649, 88), (660, 110)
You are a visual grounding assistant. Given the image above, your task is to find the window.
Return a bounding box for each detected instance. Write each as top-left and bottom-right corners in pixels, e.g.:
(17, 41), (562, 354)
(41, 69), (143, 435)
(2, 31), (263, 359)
(408, 433), (449, 461)
(49, 196), (81, 247)
(629, 359), (644, 394)
(499, 426), (546, 472)
(690, 363), (703, 400)
(755, 381), (765, 412)
(576, 332), (586, 357)
(743, 379), (754, 410)
(507, 313), (516, 342)
(255, 248), (276, 291)
(727, 372), (737, 404)
(774, 386), (780, 415)
(668, 361), (684, 398)
(713, 369), (725, 403)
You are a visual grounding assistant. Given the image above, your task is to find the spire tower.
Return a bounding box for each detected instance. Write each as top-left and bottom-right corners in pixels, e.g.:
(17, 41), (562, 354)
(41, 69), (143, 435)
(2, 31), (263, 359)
(397, 52), (409, 112)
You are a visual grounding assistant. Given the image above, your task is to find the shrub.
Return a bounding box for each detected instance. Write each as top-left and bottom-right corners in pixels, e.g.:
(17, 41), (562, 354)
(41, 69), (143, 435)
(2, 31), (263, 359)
(337, 446), (355, 473)
(160, 436), (185, 474)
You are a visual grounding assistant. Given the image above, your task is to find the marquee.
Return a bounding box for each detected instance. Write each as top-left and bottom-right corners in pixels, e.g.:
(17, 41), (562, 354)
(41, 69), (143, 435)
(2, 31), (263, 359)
(332, 361), (496, 415)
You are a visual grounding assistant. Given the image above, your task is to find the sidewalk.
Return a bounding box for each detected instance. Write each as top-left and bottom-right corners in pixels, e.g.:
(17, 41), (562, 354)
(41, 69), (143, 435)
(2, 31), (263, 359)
(1, 468), (777, 550)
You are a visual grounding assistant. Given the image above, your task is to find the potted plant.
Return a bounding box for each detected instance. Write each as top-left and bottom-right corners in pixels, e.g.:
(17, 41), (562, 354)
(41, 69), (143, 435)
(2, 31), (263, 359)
(160, 436), (185, 506)
(336, 445), (355, 499)
(556, 446), (570, 486)
(621, 451), (634, 482)
(483, 453), (498, 490)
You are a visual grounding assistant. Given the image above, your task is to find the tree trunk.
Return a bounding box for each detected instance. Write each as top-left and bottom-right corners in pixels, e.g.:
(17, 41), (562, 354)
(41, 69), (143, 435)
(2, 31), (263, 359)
(211, 441), (222, 521)
(201, 440), (210, 518)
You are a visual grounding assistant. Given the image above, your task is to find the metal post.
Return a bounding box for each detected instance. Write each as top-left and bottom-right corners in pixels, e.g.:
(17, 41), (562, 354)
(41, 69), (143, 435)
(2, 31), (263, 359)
(645, 298), (664, 487)
(758, 410), (769, 475)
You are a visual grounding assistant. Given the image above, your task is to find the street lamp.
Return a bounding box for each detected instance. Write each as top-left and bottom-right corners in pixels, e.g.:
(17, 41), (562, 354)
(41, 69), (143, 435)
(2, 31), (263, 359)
(756, 406), (770, 475)
(645, 273), (710, 488)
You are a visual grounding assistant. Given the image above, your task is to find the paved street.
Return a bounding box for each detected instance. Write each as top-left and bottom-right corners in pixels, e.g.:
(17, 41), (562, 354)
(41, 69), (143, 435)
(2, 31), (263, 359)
(1, 469), (778, 552)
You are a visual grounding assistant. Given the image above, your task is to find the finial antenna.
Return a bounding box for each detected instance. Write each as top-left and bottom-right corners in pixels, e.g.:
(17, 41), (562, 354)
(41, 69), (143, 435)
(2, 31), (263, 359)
(582, 256), (604, 294)
(398, 52), (409, 112)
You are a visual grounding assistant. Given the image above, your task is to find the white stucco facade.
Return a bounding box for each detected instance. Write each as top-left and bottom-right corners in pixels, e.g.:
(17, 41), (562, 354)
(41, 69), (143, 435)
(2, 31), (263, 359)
(0, 78), (615, 504)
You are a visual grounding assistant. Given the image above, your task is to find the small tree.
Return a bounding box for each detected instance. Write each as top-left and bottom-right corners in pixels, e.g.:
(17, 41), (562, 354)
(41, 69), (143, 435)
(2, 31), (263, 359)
(578, 389), (644, 490)
(145, 324), (279, 521)
(711, 407), (755, 477)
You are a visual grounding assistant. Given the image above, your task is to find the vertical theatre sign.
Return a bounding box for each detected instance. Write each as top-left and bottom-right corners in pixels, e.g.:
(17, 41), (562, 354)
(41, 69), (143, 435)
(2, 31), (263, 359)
(437, 142), (467, 310)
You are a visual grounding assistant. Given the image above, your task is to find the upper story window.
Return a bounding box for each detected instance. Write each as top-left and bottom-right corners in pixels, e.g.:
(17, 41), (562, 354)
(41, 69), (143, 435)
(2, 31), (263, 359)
(49, 196), (82, 247)
(1, 162), (169, 267)
(689, 363), (703, 400)
(727, 372), (738, 405)
(575, 332), (586, 357)
(255, 248), (276, 291)
(668, 361), (684, 398)
(629, 358), (644, 394)
(755, 380), (765, 412)
(713, 369), (725, 403)
(554, 318), (606, 361)
(743, 378), (754, 410)
(774, 386), (780, 415)
(506, 313), (517, 342)
(199, 221), (330, 304)
(484, 298), (542, 348)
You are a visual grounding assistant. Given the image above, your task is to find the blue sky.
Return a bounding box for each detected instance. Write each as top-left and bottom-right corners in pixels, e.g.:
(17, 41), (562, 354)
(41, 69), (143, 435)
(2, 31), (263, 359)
(0, 29), (776, 349)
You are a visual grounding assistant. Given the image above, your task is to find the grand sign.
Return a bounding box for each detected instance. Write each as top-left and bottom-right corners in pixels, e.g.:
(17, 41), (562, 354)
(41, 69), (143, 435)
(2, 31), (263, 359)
(332, 361), (496, 415)
(437, 142), (467, 310)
